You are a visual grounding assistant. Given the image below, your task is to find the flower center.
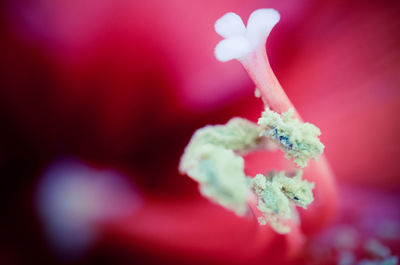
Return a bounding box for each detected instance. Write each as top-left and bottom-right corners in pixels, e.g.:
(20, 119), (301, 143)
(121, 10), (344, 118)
(179, 8), (335, 234)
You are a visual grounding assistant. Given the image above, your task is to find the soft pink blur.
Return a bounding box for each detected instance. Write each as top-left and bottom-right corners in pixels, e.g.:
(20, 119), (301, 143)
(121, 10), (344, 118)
(1, 0), (399, 264)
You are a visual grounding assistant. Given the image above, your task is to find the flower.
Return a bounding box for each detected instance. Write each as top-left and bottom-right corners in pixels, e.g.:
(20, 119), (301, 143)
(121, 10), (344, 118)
(1, 0), (400, 264)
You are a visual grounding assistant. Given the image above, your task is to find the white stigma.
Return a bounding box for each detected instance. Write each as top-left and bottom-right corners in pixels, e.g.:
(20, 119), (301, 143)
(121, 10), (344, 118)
(214, 8), (280, 62)
(215, 12), (246, 38)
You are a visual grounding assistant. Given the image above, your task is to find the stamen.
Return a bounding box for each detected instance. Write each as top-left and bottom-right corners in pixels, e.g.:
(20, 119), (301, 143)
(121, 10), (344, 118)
(179, 118), (262, 216)
(250, 171), (314, 234)
(258, 108), (325, 168)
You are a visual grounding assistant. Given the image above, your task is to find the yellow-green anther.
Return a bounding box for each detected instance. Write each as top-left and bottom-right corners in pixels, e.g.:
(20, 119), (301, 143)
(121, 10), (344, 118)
(179, 118), (261, 216)
(258, 107), (324, 168)
(252, 174), (292, 218)
(250, 171), (314, 234)
(179, 114), (317, 231)
(274, 171), (315, 208)
(187, 117), (263, 152)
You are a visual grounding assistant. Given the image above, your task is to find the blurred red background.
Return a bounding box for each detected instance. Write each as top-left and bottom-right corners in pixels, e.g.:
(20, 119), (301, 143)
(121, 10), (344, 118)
(1, 0), (400, 264)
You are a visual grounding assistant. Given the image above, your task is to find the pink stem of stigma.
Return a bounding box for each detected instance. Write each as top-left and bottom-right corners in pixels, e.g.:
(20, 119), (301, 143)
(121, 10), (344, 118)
(242, 47), (299, 117)
(243, 46), (338, 233)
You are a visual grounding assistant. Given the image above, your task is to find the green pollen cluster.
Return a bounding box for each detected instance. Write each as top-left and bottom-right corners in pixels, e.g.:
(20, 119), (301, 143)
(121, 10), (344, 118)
(179, 108), (322, 233)
(258, 107), (324, 168)
(251, 171), (314, 234)
(187, 117), (263, 152)
(179, 118), (261, 216)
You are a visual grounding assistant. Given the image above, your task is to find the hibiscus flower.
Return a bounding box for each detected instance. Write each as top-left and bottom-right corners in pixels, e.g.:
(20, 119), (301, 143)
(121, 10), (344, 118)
(1, 0), (399, 264)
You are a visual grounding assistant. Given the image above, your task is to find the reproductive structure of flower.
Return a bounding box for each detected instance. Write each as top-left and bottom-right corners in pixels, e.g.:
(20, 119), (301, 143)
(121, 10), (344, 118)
(179, 9), (325, 234)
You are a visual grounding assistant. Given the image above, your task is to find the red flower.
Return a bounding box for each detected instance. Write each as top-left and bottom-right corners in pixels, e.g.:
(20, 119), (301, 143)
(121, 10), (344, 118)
(1, 0), (399, 264)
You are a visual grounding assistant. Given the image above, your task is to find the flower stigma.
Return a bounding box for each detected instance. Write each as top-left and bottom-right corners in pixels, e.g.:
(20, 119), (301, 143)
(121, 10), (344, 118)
(179, 9), (326, 234)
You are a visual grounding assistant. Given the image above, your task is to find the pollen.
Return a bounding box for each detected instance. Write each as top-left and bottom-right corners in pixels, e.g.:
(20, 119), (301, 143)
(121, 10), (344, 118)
(258, 107), (325, 168)
(179, 118), (261, 216)
(250, 171), (314, 233)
